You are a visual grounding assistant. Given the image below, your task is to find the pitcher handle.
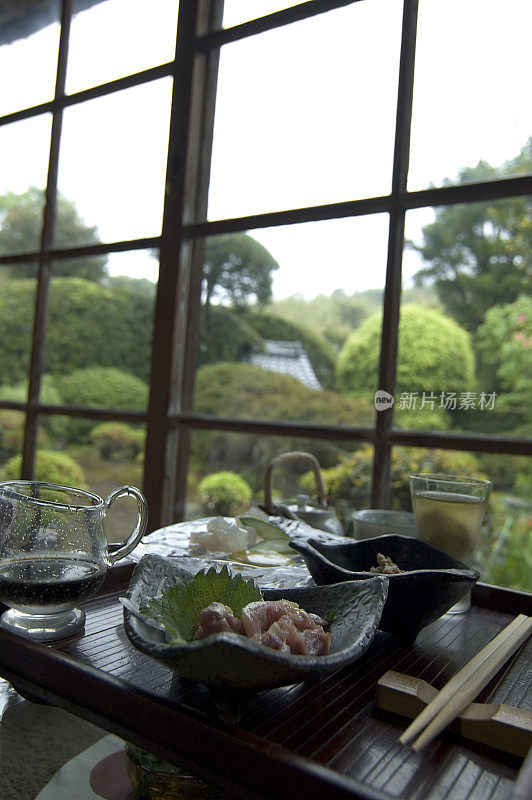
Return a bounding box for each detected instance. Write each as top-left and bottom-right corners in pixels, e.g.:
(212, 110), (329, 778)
(104, 485), (148, 564)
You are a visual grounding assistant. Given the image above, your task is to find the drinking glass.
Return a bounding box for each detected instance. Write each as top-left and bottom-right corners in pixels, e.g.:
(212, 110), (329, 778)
(409, 473), (492, 613)
(0, 481), (148, 641)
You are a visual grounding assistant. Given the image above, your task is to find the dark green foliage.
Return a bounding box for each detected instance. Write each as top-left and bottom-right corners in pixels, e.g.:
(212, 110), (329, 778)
(191, 362), (374, 489)
(241, 310), (336, 389)
(270, 289), (392, 354)
(58, 367), (148, 442)
(0, 410), (24, 458)
(475, 296), (532, 432)
(1, 449), (87, 488)
(0, 187), (107, 281)
(199, 305), (263, 365)
(410, 140), (532, 332)
(203, 233), (279, 308)
(90, 422), (145, 461)
(337, 305), (475, 400)
(0, 376), (69, 442)
(0, 278), (153, 385)
(198, 471), (253, 516)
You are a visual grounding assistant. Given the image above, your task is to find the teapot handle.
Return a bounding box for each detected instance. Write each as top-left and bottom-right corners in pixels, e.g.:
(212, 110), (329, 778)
(104, 485), (148, 564)
(263, 451), (329, 514)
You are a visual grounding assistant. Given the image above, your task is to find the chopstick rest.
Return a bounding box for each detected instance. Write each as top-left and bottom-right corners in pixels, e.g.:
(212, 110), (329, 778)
(397, 614), (532, 751)
(376, 670), (532, 757)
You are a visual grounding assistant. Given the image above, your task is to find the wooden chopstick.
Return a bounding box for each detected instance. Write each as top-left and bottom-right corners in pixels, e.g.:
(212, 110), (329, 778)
(399, 614), (532, 750)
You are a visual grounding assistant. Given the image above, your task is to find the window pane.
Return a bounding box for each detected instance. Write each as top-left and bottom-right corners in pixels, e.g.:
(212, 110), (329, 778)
(67, 0), (179, 94)
(37, 414), (145, 544)
(0, 117), (53, 255)
(0, 270), (38, 389)
(409, 0), (532, 191)
(401, 199), (531, 436)
(391, 446), (532, 593)
(0, 3), (60, 116)
(195, 216), (389, 425)
(43, 267), (154, 405)
(208, 1), (402, 219)
(188, 429), (372, 535)
(56, 78), (172, 246)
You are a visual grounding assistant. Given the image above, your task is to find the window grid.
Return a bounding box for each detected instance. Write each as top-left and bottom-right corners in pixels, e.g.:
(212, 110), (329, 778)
(0, 0), (530, 533)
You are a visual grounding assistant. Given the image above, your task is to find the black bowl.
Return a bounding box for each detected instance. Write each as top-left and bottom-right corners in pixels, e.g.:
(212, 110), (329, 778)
(290, 534), (480, 642)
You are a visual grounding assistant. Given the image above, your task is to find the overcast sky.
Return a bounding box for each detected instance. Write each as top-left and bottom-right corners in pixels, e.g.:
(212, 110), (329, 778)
(1, 0), (530, 299)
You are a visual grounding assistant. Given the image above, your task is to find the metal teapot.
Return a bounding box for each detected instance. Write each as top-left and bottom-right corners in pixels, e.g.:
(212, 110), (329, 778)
(261, 451), (344, 536)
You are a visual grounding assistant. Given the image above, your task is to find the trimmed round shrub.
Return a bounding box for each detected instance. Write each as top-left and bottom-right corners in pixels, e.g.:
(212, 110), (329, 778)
(191, 362), (374, 489)
(0, 278), (153, 386)
(90, 422), (145, 461)
(1, 449), (87, 488)
(0, 410), (48, 459)
(337, 305), (475, 398)
(198, 471), (253, 516)
(57, 367), (148, 442)
(0, 375), (69, 442)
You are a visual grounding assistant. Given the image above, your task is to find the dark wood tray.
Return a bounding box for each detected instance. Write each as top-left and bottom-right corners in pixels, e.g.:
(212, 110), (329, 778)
(0, 563), (530, 800)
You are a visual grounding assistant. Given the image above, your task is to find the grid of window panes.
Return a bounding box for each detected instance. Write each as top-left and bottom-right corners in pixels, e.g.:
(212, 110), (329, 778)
(0, 0), (530, 592)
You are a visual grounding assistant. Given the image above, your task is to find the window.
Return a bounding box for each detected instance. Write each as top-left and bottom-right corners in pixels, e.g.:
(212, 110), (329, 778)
(0, 0), (530, 591)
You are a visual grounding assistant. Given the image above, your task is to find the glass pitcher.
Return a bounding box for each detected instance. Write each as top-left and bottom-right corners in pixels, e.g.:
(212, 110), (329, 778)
(0, 481), (148, 641)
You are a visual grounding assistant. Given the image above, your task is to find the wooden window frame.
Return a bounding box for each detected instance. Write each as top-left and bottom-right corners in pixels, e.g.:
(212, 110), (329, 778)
(0, 0), (530, 532)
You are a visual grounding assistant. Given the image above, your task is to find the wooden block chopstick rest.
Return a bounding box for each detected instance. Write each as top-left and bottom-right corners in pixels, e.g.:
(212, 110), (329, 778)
(376, 670), (532, 757)
(395, 614), (532, 750)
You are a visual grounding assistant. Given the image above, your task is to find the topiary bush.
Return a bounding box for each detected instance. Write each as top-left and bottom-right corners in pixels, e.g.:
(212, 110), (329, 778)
(57, 367), (148, 442)
(0, 278), (153, 386)
(0, 375), (69, 443)
(191, 362), (374, 489)
(0, 410), (26, 460)
(1, 449), (87, 488)
(0, 410), (49, 460)
(90, 422), (145, 461)
(198, 471), (253, 516)
(337, 305), (475, 400)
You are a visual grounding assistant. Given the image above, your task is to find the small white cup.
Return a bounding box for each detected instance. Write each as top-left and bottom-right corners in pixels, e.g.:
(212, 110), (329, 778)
(351, 509), (417, 540)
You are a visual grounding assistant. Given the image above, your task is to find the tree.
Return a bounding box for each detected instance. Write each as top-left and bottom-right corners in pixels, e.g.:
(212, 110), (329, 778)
(0, 187), (108, 282)
(202, 233), (279, 308)
(475, 296), (532, 432)
(410, 139), (532, 331)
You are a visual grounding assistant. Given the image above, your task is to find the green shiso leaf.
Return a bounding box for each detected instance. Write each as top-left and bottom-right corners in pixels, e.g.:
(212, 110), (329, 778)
(247, 537), (295, 555)
(141, 565), (262, 644)
(238, 517), (290, 541)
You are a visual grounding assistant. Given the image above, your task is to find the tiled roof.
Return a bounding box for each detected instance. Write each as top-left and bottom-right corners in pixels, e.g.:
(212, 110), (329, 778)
(246, 340), (322, 390)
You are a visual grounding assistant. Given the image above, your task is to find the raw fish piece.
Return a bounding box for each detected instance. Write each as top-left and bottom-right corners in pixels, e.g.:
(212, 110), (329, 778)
(242, 600), (331, 656)
(193, 602), (244, 639)
(241, 600), (327, 637)
(263, 616), (331, 656)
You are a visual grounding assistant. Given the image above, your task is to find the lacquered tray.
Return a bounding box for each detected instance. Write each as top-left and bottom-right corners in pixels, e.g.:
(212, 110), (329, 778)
(0, 563), (530, 800)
